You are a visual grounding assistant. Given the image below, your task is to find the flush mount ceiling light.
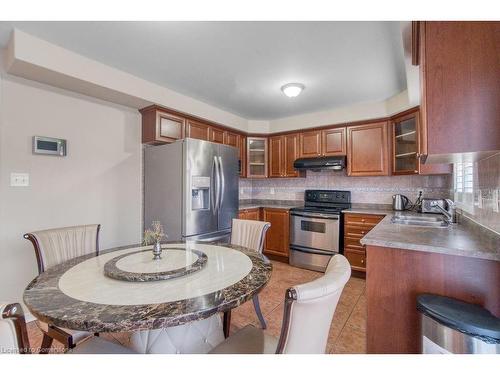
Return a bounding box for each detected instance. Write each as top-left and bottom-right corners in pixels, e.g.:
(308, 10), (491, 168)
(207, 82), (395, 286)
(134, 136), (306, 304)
(281, 83), (305, 98)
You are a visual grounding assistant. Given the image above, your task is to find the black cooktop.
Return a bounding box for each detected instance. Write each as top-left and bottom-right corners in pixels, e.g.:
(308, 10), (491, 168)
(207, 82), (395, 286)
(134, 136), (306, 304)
(291, 190), (351, 213)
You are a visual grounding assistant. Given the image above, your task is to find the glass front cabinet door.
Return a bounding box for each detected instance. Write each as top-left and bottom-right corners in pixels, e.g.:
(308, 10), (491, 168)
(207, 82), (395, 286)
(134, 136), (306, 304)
(246, 137), (268, 178)
(392, 111), (419, 174)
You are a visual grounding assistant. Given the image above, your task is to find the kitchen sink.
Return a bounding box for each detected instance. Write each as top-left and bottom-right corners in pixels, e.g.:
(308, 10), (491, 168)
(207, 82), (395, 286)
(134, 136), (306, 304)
(393, 215), (443, 222)
(391, 215), (449, 228)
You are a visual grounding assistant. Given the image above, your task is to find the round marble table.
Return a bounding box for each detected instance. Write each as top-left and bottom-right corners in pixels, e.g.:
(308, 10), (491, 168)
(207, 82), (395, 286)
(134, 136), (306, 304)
(23, 242), (272, 332)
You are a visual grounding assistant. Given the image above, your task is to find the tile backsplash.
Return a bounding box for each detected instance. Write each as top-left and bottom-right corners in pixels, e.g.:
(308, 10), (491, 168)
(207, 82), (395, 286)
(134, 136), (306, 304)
(463, 152), (500, 234)
(240, 171), (452, 206)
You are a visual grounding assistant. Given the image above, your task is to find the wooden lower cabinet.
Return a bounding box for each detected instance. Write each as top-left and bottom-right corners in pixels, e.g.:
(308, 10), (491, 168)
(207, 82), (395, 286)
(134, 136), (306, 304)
(366, 245), (500, 353)
(343, 213), (385, 272)
(238, 208), (261, 221)
(263, 208), (289, 259)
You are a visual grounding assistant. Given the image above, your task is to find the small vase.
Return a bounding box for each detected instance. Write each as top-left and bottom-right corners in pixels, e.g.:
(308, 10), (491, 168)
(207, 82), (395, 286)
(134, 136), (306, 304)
(152, 241), (162, 260)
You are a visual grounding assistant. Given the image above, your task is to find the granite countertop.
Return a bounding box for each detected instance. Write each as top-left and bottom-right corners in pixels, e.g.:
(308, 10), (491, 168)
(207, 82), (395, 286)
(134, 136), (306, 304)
(342, 203), (394, 216)
(239, 200), (499, 261)
(360, 211), (500, 262)
(239, 199), (302, 210)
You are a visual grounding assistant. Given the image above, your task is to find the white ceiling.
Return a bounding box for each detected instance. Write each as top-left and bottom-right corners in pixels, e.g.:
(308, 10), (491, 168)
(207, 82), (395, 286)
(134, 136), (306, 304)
(0, 21), (406, 120)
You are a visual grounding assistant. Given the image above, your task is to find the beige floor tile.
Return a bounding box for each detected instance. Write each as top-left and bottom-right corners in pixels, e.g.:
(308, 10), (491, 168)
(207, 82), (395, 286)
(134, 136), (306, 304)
(330, 325), (367, 354)
(345, 295), (366, 333)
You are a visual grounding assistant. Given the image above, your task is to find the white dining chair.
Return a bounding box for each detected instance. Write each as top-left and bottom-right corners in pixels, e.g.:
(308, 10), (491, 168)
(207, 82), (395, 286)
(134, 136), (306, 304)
(0, 303), (30, 354)
(230, 218), (271, 329)
(209, 254), (351, 354)
(23, 224), (101, 352)
(0, 302), (135, 354)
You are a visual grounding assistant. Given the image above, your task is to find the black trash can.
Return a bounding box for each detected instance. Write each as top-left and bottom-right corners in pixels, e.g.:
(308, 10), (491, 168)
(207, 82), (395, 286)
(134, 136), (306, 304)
(417, 294), (500, 354)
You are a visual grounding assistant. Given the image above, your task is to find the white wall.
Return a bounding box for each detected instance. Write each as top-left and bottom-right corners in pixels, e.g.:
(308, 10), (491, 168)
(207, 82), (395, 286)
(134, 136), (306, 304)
(266, 91), (412, 133)
(0, 73), (142, 307)
(6, 29), (249, 132)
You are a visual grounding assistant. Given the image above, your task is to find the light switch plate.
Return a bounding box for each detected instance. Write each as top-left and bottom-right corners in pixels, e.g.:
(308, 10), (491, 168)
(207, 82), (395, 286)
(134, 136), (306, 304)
(10, 173), (29, 187)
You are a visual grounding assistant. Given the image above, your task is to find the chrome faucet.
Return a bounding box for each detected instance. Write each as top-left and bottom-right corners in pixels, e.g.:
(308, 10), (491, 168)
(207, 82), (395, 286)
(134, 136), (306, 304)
(430, 199), (457, 224)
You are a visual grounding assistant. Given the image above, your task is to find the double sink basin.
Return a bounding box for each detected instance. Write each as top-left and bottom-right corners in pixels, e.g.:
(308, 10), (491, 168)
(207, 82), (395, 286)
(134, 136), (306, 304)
(391, 214), (449, 228)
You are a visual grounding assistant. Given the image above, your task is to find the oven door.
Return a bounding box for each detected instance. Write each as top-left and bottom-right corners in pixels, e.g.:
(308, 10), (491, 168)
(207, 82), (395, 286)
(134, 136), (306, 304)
(289, 211), (340, 252)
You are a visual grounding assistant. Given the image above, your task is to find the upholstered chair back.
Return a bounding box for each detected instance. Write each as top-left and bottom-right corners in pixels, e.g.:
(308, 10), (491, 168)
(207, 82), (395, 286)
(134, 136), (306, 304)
(276, 255), (351, 354)
(230, 219), (271, 253)
(24, 224), (100, 273)
(0, 303), (29, 354)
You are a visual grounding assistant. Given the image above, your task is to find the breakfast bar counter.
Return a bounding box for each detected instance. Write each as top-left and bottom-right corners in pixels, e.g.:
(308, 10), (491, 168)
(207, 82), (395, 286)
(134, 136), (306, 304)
(358, 210), (500, 353)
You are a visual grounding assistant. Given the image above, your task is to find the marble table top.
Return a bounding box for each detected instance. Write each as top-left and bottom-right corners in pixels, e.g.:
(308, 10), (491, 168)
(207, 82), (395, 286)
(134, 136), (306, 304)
(23, 242), (272, 332)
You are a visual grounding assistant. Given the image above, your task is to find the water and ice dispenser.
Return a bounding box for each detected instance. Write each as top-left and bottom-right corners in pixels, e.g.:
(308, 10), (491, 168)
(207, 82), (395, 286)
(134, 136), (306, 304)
(191, 176), (211, 210)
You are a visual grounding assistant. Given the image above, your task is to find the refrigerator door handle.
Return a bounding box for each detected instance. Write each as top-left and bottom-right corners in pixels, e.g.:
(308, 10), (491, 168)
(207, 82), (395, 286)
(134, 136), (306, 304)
(214, 155), (222, 213)
(218, 156), (225, 211)
(211, 156), (218, 212)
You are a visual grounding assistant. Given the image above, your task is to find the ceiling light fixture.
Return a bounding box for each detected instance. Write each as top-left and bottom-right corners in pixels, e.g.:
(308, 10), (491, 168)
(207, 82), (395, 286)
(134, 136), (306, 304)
(281, 83), (305, 98)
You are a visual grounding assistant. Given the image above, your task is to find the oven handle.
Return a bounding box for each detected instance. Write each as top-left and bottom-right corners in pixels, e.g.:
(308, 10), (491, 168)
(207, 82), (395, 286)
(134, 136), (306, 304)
(290, 212), (339, 220)
(290, 245), (337, 256)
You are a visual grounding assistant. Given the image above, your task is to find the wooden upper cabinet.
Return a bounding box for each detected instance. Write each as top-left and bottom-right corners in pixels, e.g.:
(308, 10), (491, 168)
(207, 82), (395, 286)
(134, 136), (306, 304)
(186, 120), (210, 141)
(268, 136), (283, 177)
(263, 208), (289, 258)
(223, 131), (240, 148)
(347, 121), (389, 176)
(299, 127), (347, 158)
(209, 127), (225, 144)
(284, 133), (301, 177)
(391, 108), (452, 176)
(322, 127), (346, 156)
(239, 136), (247, 177)
(418, 21), (500, 162)
(268, 133), (302, 178)
(299, 131), (322, 158)
(140, 107), (185, 145)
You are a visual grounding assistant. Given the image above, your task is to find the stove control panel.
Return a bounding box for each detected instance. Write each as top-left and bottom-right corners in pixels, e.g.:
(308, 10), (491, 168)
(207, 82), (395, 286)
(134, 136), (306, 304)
(305, 190), (351, 204)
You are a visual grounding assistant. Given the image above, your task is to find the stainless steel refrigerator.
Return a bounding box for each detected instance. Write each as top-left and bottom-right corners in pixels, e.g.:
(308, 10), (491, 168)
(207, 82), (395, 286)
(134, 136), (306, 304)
(144, 138), (239, 243)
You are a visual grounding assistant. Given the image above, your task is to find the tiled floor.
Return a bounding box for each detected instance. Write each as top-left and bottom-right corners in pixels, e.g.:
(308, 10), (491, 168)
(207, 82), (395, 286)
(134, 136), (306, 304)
(26, 260), (366, 354)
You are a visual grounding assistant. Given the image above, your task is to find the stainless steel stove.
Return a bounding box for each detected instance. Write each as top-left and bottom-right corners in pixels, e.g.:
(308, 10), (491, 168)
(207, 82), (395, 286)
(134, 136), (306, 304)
(289, 190), (351, 272)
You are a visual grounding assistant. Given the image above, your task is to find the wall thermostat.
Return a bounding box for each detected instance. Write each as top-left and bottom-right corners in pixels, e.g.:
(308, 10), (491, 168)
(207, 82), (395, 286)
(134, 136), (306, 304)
(33, 136), (67, 156)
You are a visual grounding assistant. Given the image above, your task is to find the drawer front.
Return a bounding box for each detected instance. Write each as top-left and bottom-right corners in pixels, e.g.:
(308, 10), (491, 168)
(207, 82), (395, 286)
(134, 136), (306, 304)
(344, 213), (384, 226)
(344, 237), (365, 251)
(344, 225), (371, 239)
(344, 249), (366, 270)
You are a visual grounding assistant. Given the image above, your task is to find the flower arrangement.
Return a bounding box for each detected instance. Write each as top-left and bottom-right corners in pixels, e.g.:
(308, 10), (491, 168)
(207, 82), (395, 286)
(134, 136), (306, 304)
(143, 221), (168, 260)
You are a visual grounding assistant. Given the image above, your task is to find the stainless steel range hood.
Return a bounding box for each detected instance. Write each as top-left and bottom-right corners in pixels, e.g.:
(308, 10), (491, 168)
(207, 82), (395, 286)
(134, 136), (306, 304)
(293, 156), (346, 171)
